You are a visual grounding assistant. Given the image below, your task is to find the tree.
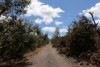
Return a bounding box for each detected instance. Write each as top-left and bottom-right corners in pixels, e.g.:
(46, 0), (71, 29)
(43, 33), (49, 45)
(0, 19), (37, 61)
(67, 16), (97, 56)
(0, 0), (30, 16)
(32, 25), (49, 47)
(53, 28), (60, 39)
(51, 28), (61, 47)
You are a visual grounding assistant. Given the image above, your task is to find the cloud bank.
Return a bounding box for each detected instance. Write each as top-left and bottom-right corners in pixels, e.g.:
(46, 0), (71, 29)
(25, 0), (64, 24)
(42, 27), (67, 33)
(55, 21), (63, 25)
(81, 2), (100, 24)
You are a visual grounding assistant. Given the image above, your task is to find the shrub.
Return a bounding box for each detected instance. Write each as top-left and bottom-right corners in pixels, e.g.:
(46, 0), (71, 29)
(0, 19), (37, 60)
(67, 16), (97, 56)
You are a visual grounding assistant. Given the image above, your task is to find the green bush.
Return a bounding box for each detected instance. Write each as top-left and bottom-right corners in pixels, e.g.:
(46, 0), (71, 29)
(66, 16), (97, 56)
(0, 19), (37, 60)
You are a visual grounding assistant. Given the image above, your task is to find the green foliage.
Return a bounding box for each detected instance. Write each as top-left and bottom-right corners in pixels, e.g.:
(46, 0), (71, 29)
(95, 28), (100, 49)
(52, 16), (98, 57)
(67, 16), (97, 56)
(0, 0), (49, 63)
(0, 18), (50, 61)
(33, 25), (49, 47)
(0, 19), (37, 60)
(51, 15), (100, 67)
(0, 0), (30, 15)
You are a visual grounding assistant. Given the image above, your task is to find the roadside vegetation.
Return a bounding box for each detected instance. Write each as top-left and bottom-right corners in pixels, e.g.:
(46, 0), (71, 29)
(0, 0), (100, 67)
(51, 13), (100, 67)
(0, 0), (49, 65)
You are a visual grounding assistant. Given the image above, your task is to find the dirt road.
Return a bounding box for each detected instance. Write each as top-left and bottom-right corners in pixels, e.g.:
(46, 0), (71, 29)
(26, 45), (94, 67)
(27, 45), (76, 67)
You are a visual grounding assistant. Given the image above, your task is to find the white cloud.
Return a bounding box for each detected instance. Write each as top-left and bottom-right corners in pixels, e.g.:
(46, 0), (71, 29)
(59, 28), (68, 33)
(42, 26), (67, 33)
(42, 27), (56, 33)
(81, 2), (100, 18)
(35, 18), (43, 24)
(42, 27), (68, 37)
(25, 0), (64, 24)
(80, 2), (100, 24)
(55, 21), (63, 25)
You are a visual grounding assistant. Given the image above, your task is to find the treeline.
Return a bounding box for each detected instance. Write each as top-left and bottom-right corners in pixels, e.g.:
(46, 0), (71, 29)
(0, 0), (49, 63)
(0, 19), (49, 61)
(51, 14), (100, 67)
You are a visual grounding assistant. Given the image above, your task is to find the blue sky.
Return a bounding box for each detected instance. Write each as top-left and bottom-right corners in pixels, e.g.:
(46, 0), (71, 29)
(24, 0), (100, 38)
(42, 0), (100, 24)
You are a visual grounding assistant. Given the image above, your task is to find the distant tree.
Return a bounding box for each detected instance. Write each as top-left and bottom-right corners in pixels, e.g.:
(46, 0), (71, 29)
(53, 28), (60, 39)
(32, 25), (49, 47)
(43, 33), (49, 45)
(51, 28), (61, 47)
